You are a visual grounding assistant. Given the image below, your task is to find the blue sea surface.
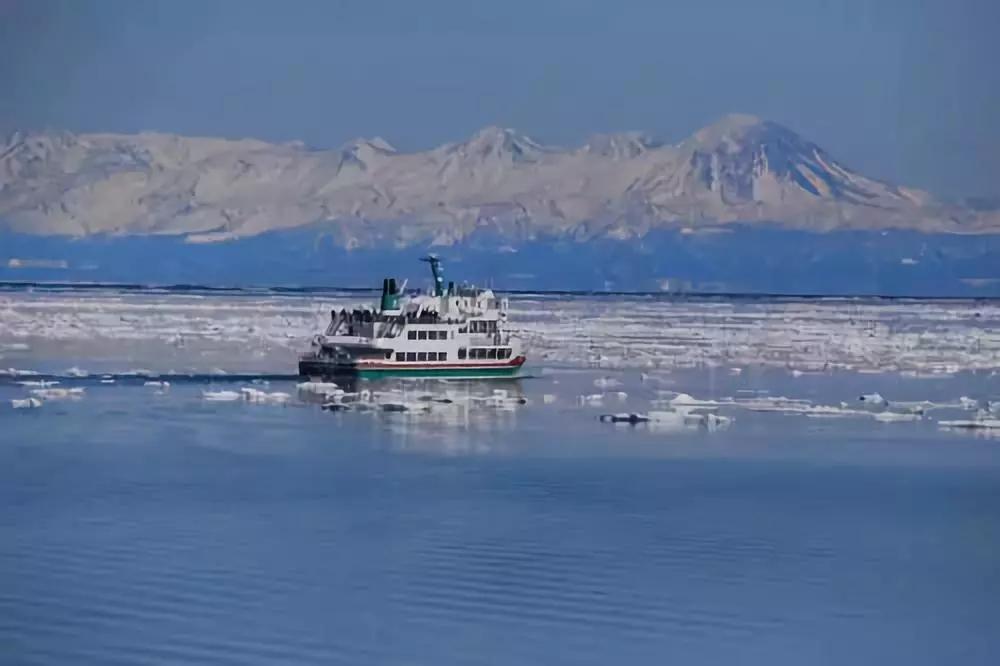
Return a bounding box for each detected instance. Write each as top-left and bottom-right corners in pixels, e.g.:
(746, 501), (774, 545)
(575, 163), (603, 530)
(2, 375), (999, 665)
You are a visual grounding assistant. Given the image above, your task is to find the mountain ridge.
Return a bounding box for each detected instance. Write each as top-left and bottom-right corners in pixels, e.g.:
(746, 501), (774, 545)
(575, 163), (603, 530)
(2, 114), (997, 244)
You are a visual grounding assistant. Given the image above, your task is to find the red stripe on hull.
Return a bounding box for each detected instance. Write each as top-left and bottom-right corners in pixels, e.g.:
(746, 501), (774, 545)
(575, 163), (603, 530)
(355, 356), (526, 370)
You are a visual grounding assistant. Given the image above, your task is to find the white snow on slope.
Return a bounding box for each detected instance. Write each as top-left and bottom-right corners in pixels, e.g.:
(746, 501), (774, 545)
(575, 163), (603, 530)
(3, 116), (997, 239)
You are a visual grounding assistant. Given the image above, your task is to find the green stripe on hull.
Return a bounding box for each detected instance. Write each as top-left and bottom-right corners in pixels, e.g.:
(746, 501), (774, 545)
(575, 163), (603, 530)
(356, 366), (522, 379)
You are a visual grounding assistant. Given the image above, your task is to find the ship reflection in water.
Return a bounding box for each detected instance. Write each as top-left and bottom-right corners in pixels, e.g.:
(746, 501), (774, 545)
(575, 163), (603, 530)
(296, 375), (528, 454)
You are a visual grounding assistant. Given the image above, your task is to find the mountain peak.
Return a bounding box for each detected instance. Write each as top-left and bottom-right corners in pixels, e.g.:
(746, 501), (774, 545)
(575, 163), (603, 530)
(341, 136), (397, 154)
(461, 126), (548, 162)
(689, 113), (781, 148)
(365, 136), (396, 153)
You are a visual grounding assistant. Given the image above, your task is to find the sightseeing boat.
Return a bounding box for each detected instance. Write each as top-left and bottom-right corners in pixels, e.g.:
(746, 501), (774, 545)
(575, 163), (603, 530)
(298, 257), (526, 379)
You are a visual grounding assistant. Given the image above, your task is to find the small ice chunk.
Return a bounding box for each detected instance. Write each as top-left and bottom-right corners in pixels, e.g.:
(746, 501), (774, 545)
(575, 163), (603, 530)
(667, 392), (721, 414)
(958, 396), (979, 410)
(144, 381), (170, 388)
(297, 381), (341, 394)
(381, 402), (416, 413)
(594, 377), (623, 389)
(11, 397), (43, 409)
(802, 405), (866, 418)
(240, 387), (291, 404)
(703, 413), (732, 431)
(938, 419), (1000, 430)
(873, 412), (921, 423)
(18, 380), (59, 388)
(892, 400), (933, 415)
(202, 390), (242, 401)
(30, 387), (85, 400)
(4, 368), (40, 377)
(729, 367), (743, 376)
(64, 367), (89, 378)
(477, 393), (526, 410)
(599, 413), (649, 424)
(542, 394), (558, 404)
(578, 393), (604, 406)
(859, 393), (887, 406)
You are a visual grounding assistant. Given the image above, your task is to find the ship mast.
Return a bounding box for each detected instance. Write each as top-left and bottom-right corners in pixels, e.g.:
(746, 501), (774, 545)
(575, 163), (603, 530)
(421, 255), (445, 297)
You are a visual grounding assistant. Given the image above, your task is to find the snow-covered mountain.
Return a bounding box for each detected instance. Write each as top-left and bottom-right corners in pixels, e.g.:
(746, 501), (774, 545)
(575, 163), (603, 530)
(1, 114), (996, 245)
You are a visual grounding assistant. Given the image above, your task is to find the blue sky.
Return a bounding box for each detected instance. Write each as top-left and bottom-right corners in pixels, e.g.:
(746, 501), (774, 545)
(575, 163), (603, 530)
(1, 0), (997, 198)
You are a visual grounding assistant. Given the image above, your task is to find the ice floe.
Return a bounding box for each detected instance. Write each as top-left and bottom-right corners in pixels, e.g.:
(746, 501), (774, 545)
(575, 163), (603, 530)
(198, 387), (291, 404)
(600, 413), (650, 424)
(600, 408), (733, 432)
(202, 390), (242, 401)
(859, 393), (887, 407)
(2, 368), (40, 377)
(297, 381), (342, 395)
(11, 397), (42, 409)
(732, 395), (812, 412)
(938, 418), (1000, 431)
(4, 291), (999, 375)
(240, 387), (291, 404)
(29, 387), (85, 400)
(958, 396), (980, 410)
(798, 405), (869, 418)
(872, 412), (922, 423)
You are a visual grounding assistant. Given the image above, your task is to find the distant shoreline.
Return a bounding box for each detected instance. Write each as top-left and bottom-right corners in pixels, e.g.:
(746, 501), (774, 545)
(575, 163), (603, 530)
(2, 280), (998, 303)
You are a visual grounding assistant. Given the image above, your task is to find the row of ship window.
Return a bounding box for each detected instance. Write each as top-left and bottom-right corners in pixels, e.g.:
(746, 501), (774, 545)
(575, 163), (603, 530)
(407, 329), (450, 340)
(467, 320), (498, 334)
(395, 351), (449, 362)
(405, 320), (498, 340)
(461, 347), (513, 360)
(391, 347), (514, 363)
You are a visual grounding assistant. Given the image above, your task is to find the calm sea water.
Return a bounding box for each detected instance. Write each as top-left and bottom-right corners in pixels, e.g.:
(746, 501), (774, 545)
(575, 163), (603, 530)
(2, 289), (999, 664)
(2, 375), (999, 665)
